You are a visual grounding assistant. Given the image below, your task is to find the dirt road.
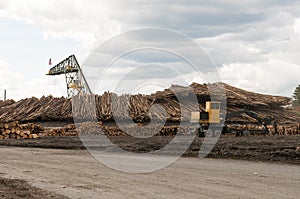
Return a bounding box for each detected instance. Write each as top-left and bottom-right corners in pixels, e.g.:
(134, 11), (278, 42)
(0, 146), (299, 198)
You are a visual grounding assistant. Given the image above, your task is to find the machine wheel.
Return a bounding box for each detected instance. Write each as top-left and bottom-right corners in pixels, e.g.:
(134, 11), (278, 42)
(198, 127), (206, 137)
(236, 130), (244, 137)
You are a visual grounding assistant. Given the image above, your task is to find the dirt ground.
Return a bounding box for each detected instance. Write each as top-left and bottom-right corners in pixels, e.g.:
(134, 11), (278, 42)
(0, 177), (68, 199)
(0, 135), (299, 164)
(0, 147), (299, 198)
(0, 134), (299, 198)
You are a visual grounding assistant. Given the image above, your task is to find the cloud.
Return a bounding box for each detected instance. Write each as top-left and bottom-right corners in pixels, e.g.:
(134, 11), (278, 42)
(220, 58), (300, 96)
(0, 0), (122, 51)
(195, 10), (300, 97)
(0, 0), (299, 97)
(0, 59), (66, 100)
(0, 59), (24, 99)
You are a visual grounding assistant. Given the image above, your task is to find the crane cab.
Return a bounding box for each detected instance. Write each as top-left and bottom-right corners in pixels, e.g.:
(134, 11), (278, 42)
(190, 101), (221, 124)
(68, 80), (83, 89)
(205, 101), (221, 124)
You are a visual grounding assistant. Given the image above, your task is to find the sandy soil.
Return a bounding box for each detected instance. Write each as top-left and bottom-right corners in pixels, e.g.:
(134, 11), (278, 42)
(0, 146), (299, 199)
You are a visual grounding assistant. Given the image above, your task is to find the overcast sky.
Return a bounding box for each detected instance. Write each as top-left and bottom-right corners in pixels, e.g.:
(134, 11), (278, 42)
(0, 0), (300, 100)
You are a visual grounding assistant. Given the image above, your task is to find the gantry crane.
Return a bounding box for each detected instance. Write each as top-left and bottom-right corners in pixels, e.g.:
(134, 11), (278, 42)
(46, 55), (91, 98)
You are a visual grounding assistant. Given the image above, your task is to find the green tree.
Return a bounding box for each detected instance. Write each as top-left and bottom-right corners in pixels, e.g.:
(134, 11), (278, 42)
(292, 85), (300, 106)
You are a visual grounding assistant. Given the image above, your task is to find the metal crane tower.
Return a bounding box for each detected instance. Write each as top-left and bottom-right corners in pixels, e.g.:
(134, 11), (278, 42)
(46, 55), (91, 98)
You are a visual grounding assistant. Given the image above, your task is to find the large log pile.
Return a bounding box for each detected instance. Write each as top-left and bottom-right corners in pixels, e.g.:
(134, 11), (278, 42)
(0, 83), (298, 126)
(0, 96), (72, 123)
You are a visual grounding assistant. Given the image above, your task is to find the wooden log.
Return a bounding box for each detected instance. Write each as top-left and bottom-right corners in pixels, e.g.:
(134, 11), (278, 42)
(19, 131), (24, 137)
(9, 133), (16, 139)
(16, 128), (21, 135)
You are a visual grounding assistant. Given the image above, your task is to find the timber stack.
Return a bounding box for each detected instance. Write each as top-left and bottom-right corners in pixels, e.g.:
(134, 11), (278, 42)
(74, 122), (190, 137)
(44, 122), (300, 137)
(0, 83), (299, 136)
(0, 122), (43, 140)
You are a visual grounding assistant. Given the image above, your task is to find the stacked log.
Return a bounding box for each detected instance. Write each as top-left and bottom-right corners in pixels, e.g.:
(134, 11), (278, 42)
(0, 122), (43, 140)
(226, 123), (300, 135)
(99, 92), (112, 120)
(0, 96), (72, 123)
(84, 123), (189, 137)
(46, 122), (193, 137)
(46, 123), (78, 137)
(0, 83), (298, 126)
(43, 120), (299, 137)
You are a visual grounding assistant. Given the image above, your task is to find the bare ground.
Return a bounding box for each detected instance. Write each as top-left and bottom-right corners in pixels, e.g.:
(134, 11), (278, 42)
(0, 177), (68, 199)
(0, 147), (299, 199)
(0, 135), (299, 198)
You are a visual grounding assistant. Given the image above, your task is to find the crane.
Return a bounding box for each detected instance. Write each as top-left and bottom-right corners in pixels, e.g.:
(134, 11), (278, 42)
(46, 55), (91, 98)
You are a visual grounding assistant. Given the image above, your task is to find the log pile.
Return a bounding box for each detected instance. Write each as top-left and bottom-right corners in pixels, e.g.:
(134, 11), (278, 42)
(75, 122), (192, 137)
(54, 122), (299, 137)
(40, 121), (300, 137)
(45, 124), (78, 137)
(43, 122), (194, 137)
(0, 122), (43, 140)
(0, 96), (72, 123)
(227, 123), (300, 135)
(0, 83), (298, 126)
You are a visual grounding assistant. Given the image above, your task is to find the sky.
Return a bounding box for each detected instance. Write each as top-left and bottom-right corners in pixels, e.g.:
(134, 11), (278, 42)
(0, 0), (300, 100)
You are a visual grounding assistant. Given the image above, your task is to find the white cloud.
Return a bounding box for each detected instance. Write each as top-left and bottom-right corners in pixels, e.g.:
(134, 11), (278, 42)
(0, 0), (122, 51)
(220, 58), (300, 96)
(0, 0), (299, 98)
(0, 59), (66, 100)
(0, 59), (23, 99)
(197, 11), (300, 96)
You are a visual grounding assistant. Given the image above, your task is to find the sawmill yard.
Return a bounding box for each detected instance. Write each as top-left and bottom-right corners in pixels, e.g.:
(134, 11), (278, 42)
(0, 83), (299, 163)
(0, 83), (299, 198)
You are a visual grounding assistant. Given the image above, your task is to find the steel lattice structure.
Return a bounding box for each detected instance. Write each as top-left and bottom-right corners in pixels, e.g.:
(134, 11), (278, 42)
(46, 55), (91, 98)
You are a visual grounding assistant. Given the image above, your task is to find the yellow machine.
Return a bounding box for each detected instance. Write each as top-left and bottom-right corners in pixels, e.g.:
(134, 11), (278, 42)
(191, 101), (274, 136)
(190, 101), (221, 137)
(191, 101), (221, 124)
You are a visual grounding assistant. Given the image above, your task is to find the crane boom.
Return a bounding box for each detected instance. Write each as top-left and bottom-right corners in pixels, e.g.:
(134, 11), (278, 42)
(46, 55), (91, 98)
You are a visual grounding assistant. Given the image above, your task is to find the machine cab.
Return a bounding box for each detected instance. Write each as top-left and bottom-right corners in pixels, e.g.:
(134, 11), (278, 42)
(205, 101), (221, 124)
(190, 101), (221, 124)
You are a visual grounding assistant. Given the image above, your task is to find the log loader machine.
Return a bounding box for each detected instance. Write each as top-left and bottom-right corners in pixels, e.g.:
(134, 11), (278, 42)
(190, 101), (274, 137)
